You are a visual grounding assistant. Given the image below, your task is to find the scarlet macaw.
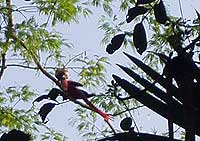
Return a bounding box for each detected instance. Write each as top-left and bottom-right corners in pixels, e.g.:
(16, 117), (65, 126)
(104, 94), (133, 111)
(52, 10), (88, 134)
(55, 68), (110, 121)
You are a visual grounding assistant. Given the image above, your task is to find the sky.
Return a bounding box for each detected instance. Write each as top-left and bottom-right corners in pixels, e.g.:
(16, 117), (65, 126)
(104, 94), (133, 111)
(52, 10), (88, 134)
(1, 0), (200, 140)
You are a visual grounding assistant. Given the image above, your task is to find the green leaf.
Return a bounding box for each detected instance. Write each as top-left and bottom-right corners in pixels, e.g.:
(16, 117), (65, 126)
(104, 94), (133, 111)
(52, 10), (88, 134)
(34, 0), (78, 25)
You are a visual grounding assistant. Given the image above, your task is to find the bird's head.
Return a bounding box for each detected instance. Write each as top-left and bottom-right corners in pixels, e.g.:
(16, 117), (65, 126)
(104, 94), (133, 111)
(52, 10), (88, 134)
(55, 68), (69, 80)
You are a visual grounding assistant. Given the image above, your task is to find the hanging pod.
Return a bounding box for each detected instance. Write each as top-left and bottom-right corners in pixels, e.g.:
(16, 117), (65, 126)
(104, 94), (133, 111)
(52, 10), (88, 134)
(126, 6), (148, 23)
(133, 22), (147, 55)
(153, 0), (168, 24)
(136, 0), (156, 5)
(38, 103), (56, 122)
(106, 34), (126, 54)
(120, 117), (133, 131)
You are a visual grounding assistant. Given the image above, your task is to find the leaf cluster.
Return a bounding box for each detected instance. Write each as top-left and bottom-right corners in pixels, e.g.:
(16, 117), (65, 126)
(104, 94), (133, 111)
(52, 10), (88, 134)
(78, 56), (109, 88)
(0, 86), (68, 141)
(0, 86), (38, 133)
(13, 18), (65, 62)
(33, 0), (78, 25)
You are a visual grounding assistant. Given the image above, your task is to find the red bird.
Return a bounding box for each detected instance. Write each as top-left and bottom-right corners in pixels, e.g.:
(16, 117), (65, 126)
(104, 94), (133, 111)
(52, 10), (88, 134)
(55, 68), (110, 121)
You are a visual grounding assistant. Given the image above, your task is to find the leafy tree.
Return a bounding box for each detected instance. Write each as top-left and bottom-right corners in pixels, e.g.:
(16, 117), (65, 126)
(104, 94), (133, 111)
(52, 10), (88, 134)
(1, 0), (199, 141)
(0, 0), (111, 140)
(97, 0), (200, 140)
(0, 0), (138, 140)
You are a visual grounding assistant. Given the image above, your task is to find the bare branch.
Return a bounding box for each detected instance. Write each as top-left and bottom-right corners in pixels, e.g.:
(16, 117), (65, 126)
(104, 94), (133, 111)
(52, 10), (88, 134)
(65, 51), (87, 66)
(112, 105), (144, 116)
(0, 54), (6, 80)
(178, 0), (184, 19)
(1, 64), (83, 70)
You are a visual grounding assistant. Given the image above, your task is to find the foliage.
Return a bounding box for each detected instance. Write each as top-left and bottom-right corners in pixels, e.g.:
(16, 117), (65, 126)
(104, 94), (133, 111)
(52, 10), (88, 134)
(97, 0), (200, 140)
(33, 0), (78, 26)
(0, 0), (111, 140)
(0, 0), (199, 140)
(0, 86), (68, 141)
(78, 55), (109, 88)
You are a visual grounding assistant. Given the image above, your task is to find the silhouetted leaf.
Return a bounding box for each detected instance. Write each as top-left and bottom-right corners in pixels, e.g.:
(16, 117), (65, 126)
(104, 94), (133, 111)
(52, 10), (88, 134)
(116, 64), (182, 107)
(153, 0), (168, 24)
(126, 6), (148, 23)
(123, 52), (185, 104)
(133, 22), (147, 55)
(38, 103), (56, 122)
(33, 95), (49, 104)
(111, 34), (126, 48)
(136, 0), (156, 5)
(120, 117), (132, 131)
(106, 34), (126, 54)
(195, 9), (200, 19)
(0, 129), (31, 141)
(48, 88), (65, 101)
(32, 88), (66, 104)
(106, 43), (114, 54)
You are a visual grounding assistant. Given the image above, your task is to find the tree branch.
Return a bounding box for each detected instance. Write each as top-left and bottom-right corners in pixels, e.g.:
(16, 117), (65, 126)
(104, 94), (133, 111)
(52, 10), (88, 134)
(1, 64), (82, 70)
(184, 34), (200, 51)
(112, 105), (144, 116)
(0, 54), (6, 80)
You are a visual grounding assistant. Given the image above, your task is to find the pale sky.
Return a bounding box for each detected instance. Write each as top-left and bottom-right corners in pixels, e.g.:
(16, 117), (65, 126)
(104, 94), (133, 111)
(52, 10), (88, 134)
(1, 0), (200, 140)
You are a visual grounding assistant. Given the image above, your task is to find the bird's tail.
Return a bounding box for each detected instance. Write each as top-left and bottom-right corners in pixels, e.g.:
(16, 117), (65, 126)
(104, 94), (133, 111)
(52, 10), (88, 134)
(83, 97), (110, 121)
(96, 108), (110, 121)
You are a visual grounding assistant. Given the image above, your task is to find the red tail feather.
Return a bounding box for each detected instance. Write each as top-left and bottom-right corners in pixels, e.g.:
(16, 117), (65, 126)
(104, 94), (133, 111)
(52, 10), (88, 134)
(96, 109), (110, 121)
(83, 97), (110, 121)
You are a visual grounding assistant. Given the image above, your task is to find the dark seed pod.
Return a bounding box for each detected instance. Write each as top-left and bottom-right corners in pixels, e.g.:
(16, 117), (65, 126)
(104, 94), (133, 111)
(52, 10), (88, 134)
(111, 34), (126, 48)
(154, 0), (168, 24)
(120, 117), (132, 131)
(126, 6), (148, 23)
(39, 103), (56, 122)
(106, 34), (126, 54)
(48, 88), (65, 101)
(106, 43), (114, 54)
(1, 130), (31, 141)
(133, 22), (147, 55)
(136, 0), (155, 5)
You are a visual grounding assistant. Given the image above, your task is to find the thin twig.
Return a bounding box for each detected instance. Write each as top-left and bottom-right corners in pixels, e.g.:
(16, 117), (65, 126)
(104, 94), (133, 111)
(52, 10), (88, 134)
(178, 0), (184, 19)
(14, 9), (28, 20)
(87, 116), (107, 137)
(12, 98), (21, 108)
(184, 34), (200, 51)
(122, 102), (140, 133)
(112, 105), (144, 116)
(1, 64), (82, 70)
(65, 51), (87, 66)
(15, 5), (38, 11)
(0, 53), (6, 80)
